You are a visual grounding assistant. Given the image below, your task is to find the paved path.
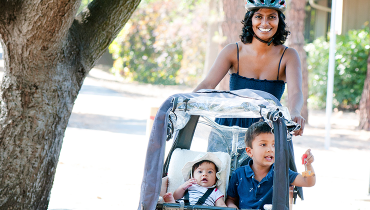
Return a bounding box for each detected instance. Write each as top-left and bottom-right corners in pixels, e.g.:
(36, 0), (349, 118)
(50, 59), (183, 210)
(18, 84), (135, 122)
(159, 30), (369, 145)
(47, 69), (184, 210)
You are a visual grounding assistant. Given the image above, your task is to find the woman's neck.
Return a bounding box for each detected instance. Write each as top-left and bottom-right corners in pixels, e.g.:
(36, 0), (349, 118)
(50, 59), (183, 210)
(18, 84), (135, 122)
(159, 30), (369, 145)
(250, 37), (274, 55)
(252, 33), (274, 46)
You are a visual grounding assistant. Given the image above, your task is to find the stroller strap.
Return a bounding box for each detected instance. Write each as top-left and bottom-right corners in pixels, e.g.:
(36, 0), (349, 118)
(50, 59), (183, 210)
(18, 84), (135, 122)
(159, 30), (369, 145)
(183, 187), (215, 206)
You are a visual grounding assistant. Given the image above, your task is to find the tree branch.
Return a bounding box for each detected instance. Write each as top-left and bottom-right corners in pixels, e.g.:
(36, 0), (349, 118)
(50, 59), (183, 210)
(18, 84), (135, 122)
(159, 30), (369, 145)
(1, 0), (80, 46)
(72, 0), (141, 70)
(0, 1), (23, 25)
(0, 0), (80, 78)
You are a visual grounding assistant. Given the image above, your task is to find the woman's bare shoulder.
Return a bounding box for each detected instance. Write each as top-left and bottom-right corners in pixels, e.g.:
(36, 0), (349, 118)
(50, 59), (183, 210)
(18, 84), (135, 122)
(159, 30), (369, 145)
(282, 46), (301, 69)
(284, 46), (299, 56)
(218, 42), (239, 60)
(282, 46), (300, 61)
(222, 42), (239, 53)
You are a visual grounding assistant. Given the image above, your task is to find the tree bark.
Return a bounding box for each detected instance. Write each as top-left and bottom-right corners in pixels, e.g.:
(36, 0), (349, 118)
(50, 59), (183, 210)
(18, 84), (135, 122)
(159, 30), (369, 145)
(0, 0), (140, 209)
(359, 49), (370, 130)
(285, 0), (309, 122)
(218, 0), (245, 90)
(203, 0), (221, 79)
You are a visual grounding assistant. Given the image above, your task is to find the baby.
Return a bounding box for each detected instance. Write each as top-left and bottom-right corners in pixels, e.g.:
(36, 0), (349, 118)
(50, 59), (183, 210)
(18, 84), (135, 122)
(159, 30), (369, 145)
(163, 153), (227, 207)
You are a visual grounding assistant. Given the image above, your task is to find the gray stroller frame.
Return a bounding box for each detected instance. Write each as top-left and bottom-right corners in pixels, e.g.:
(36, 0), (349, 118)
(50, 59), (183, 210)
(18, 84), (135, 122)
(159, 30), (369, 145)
(138, 89), (302, 210)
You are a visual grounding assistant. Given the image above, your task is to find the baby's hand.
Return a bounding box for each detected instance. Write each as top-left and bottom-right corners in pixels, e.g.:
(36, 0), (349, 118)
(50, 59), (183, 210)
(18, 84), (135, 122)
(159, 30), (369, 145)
(181, 178), (197, 190)
(302, 149), (314, 166)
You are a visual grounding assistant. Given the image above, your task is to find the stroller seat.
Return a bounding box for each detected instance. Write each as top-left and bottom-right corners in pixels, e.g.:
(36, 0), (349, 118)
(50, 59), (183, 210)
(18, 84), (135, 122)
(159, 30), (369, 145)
(165, 148), (231, 201)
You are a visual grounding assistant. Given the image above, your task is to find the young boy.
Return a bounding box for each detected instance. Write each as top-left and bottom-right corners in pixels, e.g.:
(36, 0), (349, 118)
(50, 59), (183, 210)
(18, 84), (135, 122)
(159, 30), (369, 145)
(163, 153), (227, 207)
(226, 121), (315, 209)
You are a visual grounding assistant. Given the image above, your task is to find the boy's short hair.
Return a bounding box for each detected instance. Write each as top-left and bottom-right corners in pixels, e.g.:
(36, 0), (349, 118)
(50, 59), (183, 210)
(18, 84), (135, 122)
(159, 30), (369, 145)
(192, 160), (218, 176)
(244, 121), (273, 148)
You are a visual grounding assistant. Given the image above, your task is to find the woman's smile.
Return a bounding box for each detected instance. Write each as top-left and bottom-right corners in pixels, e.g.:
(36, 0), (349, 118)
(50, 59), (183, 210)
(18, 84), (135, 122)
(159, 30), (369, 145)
(258, 28), (272, 32)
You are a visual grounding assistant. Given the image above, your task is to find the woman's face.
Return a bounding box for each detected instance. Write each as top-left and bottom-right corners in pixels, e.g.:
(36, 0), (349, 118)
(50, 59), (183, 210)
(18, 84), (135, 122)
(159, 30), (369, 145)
(252, 8), (279, 41)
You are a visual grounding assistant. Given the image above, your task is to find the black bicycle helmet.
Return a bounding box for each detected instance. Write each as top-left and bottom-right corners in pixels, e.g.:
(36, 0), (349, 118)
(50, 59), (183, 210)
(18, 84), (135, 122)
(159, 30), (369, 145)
(245, 0), (286, 12)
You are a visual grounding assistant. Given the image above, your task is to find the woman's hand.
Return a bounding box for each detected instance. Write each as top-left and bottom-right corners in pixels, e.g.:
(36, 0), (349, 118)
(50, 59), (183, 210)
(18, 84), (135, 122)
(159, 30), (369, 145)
(291, 114), (305, 136)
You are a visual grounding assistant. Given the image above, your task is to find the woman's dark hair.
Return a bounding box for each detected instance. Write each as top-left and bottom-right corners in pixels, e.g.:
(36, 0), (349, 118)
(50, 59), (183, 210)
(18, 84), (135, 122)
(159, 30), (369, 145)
(240, 9), (290, 46)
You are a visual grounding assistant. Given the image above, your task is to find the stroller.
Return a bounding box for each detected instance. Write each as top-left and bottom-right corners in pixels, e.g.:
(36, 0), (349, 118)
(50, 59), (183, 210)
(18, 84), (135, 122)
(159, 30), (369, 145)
(138, 89), (302, 210)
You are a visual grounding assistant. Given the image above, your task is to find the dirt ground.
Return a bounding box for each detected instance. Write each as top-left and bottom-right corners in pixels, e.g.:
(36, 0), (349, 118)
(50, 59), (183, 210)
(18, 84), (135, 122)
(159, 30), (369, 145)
(1, 63), (370, 209)
(291, 111), (370, 210)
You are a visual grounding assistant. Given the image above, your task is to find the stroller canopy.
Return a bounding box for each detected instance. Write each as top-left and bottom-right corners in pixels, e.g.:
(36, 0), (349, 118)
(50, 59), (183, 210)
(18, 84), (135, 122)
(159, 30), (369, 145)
(138, 89), (301, 210)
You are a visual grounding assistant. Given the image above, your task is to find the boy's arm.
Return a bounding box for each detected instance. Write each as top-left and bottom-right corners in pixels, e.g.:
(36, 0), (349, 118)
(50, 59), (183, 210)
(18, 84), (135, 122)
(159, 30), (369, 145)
(292, 163), (316, 187)
(292, 149), (316, 187)
(226, 196), (238, 208)
(173, 178), (197, 200)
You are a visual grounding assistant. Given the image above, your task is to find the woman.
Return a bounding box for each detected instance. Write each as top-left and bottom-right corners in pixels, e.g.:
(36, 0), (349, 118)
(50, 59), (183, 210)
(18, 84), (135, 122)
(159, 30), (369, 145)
(193, 0), (305, 136)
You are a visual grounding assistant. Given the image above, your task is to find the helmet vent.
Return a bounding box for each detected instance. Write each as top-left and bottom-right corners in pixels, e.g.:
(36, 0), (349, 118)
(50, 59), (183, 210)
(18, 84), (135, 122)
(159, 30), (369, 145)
(248, 0), (255, 3)
(261, 0), (265, 3)
(271, 0), (276, 3)
(280, 0), (285, 5)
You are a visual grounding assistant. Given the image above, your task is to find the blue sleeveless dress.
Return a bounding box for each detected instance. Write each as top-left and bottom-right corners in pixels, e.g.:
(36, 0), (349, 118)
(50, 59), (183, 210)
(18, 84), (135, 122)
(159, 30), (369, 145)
(215, 43), (288, 128)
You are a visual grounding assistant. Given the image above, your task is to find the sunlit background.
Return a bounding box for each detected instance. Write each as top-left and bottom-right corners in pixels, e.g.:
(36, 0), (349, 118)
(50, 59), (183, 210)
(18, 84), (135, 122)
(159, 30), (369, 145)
(1, 0), (369, 209)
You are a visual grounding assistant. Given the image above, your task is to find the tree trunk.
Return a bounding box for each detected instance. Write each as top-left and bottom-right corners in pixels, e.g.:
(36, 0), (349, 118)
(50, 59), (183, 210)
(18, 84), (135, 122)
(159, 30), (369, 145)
(285, 0), (309, 122)
(0, 0), (140, 209)
(203, 0), (222, 80)
(359, 49), (370, 130)
(217, 0), (245, 90)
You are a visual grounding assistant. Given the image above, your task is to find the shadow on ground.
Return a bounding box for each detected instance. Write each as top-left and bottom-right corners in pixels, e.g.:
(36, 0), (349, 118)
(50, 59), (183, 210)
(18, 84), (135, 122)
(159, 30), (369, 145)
(68, 113), (146, 135)
(294, 131), (370, 151)
(86, 74), (153, 98)
(79, 84), (123, 97)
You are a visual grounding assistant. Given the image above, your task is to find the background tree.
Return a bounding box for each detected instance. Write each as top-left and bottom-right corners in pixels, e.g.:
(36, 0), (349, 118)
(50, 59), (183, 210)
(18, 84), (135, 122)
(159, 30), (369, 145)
(0, 0), (140, 209)
(217, 0), (245, 90)
(203, 0), (222, 80)
(109, 0), (209, 86)
(359, 49), (370, 130)
(285, 0), (309, 121)
(109, 0), (183, 85)
(306, 27), (369, 110)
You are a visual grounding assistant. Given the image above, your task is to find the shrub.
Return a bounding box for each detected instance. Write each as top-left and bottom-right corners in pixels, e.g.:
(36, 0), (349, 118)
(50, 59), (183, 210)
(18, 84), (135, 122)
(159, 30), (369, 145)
(109, 1), (183, 85)
(305, 26), (370, 110)
(109, 0), (208, 85)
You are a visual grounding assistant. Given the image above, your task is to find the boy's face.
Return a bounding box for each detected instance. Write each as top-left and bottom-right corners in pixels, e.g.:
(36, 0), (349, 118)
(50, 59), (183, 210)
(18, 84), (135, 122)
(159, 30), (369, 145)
(246, 133), (275, 167)
(193, 162), (217, 188)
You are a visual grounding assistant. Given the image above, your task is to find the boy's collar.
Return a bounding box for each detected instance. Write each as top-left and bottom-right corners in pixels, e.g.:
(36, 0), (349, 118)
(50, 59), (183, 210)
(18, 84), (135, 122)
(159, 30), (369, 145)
(244, 159), (255, 178)
(244, 159), (275, 179)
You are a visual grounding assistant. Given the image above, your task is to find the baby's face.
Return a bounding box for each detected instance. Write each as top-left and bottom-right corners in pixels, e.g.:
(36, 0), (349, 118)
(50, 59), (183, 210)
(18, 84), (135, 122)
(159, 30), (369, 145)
(193, 162), (217, 188)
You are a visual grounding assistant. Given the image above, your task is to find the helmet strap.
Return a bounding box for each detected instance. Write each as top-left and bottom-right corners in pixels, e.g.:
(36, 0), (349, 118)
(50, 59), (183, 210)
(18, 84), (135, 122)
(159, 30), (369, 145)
(267, 38), (274, 46)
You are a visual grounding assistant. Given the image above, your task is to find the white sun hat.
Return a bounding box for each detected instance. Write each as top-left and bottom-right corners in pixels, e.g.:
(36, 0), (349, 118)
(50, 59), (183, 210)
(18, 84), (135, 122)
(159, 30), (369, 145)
(181, 152), (223, 187)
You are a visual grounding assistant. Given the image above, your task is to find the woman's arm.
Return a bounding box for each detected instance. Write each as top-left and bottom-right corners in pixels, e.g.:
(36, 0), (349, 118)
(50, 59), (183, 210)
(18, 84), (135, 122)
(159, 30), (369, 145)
(284, 48), (305, 136)
(193, 43), (236, 92)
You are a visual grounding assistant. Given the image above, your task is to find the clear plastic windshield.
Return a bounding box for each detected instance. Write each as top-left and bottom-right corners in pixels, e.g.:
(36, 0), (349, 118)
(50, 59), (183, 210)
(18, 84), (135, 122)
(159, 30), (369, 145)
(170, 96), (293, 131)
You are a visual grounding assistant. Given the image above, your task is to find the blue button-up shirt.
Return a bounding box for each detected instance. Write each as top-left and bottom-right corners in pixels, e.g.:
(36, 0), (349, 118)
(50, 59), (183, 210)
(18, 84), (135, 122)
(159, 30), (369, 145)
(227, 160), (299, 209)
